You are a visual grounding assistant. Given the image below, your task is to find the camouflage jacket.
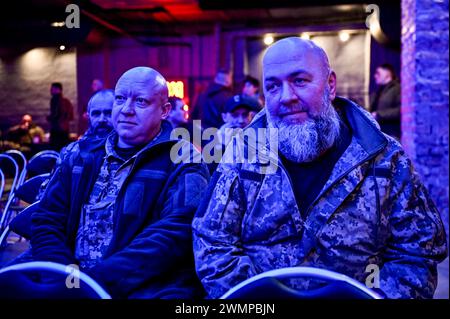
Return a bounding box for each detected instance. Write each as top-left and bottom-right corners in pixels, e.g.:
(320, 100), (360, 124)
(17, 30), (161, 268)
(193, 97), (447, 299)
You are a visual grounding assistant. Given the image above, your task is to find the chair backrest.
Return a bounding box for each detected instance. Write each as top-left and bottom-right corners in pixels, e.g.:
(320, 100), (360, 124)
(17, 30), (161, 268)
(0, 154), (19, 195)
(220, 267), (383, 299)
(0, 261), (111, 299)
(0, 161), (47, 231)
(0, 201), (39, 250)
(0, 169), (5, 201)
(5, 150), (27, 186)
(14, 173), (50, 204)
(8, 201), (39, 239)
(26, 150), (60, 178)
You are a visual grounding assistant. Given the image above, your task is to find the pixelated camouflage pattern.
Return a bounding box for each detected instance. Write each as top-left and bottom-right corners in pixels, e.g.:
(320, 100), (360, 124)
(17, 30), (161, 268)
(74, 134), (133, 269)
(193, 98), (447, 299)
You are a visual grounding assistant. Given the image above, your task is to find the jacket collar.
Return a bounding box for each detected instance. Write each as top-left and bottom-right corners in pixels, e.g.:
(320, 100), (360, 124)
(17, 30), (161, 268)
(333, 96), (387, 155)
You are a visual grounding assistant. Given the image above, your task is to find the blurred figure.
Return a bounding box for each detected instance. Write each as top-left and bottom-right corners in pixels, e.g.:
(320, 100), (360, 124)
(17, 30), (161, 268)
(242, 75), (262, 103)
(81, 78), (106, 132)
(242, 75), (263, 120)
(370, 64), (401, 139)
(84, 89), (114, 138)
(58, 89), (114, 166)
(193, 68), (233, 130)
(6, 114), (45, 155)
(206, 94), (261, 174)
(38, 90), (115, 203)
(220, 94), (260, 131)
(47, 82), (74, 151)
(167, 96), (188, 129)
(91, 78), (104, 94)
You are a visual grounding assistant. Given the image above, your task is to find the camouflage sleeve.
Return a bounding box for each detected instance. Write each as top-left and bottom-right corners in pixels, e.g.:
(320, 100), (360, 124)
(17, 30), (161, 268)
(192, 168), (259, 298)
(379, 150), (448, 298)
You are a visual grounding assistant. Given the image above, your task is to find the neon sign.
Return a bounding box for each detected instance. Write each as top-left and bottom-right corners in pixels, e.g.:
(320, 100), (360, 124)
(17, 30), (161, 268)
(168, 81), (184, 99)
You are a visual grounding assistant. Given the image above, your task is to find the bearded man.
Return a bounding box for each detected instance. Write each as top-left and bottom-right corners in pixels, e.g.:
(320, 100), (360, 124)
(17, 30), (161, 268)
(192, 37), (447, 299)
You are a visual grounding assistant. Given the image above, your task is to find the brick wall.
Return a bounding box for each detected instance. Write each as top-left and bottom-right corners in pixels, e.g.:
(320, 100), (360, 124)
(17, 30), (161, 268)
(401, 0), (449, 236)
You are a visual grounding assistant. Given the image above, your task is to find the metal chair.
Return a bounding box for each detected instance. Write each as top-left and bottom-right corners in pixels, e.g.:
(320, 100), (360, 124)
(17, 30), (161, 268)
(5, 150), (27, 187)
(24, 150), (60, 178)
(14, 173), (50, 204)
(0, 201), (39, 249)
(0, 173), (49, 231)
(0, 154), (20, 230)
(0, 169), (5, 202)
(0, 261), (111, 299)
(220, 267), (383, 299)
(0, 154), (20, 198)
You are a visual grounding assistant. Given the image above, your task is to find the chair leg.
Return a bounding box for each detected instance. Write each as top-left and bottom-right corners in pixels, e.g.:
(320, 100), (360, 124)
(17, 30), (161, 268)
(0, 225), (10, 249)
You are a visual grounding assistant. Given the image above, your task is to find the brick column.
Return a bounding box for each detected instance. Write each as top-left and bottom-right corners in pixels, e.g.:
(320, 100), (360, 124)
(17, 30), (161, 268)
(401, 0), (449, 236)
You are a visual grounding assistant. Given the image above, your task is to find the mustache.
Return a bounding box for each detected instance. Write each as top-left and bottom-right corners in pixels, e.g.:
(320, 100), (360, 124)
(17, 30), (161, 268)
(278, 104), (310, 116)
(93, 123), (113, 132)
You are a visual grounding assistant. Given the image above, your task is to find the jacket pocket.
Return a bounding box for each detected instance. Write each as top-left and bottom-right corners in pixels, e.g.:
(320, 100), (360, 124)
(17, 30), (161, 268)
(123, 181), (145, 216)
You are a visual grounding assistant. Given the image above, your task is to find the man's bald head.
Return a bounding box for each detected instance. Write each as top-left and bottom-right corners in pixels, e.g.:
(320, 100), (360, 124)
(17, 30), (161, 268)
(116, 67), (169, 104)
(263, 37), (331, 78)
(112, 66), (171, 148)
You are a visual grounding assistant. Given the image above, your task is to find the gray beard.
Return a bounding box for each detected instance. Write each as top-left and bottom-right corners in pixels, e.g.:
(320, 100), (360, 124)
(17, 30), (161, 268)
(269, 98), (341, 163)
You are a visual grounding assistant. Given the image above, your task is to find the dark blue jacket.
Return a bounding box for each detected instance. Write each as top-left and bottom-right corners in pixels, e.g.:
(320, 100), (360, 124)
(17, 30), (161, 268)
(31, 121), (210, 298)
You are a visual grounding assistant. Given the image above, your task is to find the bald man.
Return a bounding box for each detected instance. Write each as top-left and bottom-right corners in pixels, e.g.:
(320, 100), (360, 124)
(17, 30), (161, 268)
(193, 38), (447, 299)
(31, 67), (210, 298)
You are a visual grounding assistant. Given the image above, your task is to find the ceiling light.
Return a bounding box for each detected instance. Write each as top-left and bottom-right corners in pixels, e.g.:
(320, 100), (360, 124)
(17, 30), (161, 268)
(59, 45), (66, 51)
(263, 34), (274, 46)
(51, 21), (65, 27)
(339, 31), (350, 42)
(300, 33), (311, 40)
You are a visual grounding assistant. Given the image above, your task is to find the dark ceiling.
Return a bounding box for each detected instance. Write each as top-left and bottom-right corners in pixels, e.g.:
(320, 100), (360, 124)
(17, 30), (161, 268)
(0, 0), (400, 51)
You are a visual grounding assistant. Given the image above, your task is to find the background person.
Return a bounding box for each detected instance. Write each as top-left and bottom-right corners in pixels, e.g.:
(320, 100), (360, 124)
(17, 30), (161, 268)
(47, 82), (74, 151)
(370, 63), (401, 139)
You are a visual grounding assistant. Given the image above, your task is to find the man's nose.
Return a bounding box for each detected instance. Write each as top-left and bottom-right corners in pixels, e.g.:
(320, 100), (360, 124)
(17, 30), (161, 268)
(99, 112), (106, 122)
(280, 82), (298, 105)
(121, 98), (135, 114)
(237, 115), (246, 124)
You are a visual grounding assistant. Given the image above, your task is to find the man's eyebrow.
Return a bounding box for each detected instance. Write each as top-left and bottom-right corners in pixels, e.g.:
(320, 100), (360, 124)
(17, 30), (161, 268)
(264, 70), (313, 82)
(289, 70), (313, 77)
(264, 76), (279, 82)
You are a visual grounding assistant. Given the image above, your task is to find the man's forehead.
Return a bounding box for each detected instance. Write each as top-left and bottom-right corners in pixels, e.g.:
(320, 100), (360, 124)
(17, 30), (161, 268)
(115, 77), (164, 93)
(90, 95), (114, 108)
(263, 38), (329, 74)
(264, 50), (321, 68)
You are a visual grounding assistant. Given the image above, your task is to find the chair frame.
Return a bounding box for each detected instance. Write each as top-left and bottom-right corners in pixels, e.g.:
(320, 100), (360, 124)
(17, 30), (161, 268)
(5, 150), (27, 187)
(0, 154), (20, 230)
(0, 261), (111, 299)
(23, 150), (60, 178)
(1, 150), (59, 230)
(0, 169), (5, 201)
(220, 266), (383, 299)
(0, 154), (19, 195)
(0, 201), (39, 250)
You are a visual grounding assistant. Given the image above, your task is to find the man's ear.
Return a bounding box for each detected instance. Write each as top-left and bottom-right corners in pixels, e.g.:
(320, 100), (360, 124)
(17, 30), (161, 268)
(221, 113), (227, 123)
(161, 102), (172, 119)
(328, 70), (337, 101)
